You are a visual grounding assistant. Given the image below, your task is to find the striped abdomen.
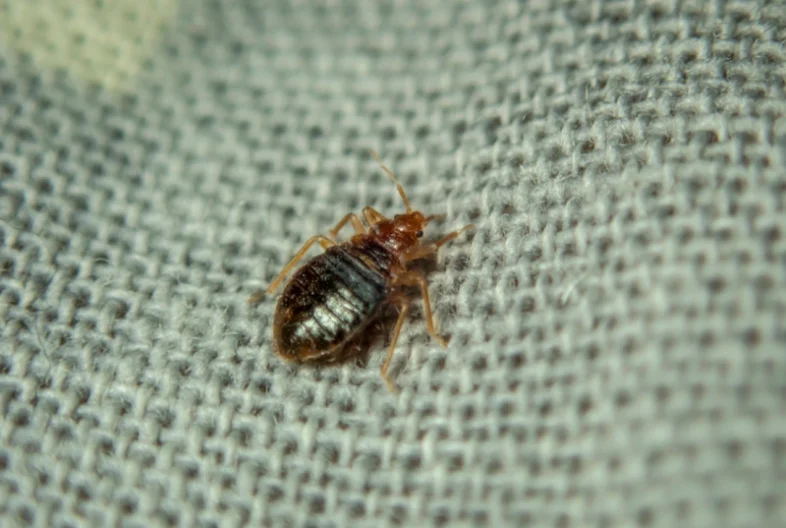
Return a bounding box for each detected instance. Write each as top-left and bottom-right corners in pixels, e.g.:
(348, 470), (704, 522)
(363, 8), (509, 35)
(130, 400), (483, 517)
(272, 240), (396, 363)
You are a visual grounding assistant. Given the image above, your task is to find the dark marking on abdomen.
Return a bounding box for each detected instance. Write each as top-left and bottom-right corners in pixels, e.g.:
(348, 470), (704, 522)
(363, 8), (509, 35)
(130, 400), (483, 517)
(345, 239), (396, 276)
(273, 246), (389, 361)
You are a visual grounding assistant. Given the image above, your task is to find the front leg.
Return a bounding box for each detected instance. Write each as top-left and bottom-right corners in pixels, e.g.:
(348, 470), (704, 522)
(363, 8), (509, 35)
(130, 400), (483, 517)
(362, 206), (387, 226)
(329, 213), (366, 240)
(402, 223), (473, 262)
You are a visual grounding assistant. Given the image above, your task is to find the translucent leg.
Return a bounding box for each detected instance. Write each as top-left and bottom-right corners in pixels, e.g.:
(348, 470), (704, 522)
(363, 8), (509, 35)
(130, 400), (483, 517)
(402, 224), (473, 262)
(394, 271), (447, 347)
(248, 235), (335, 304)
(380, 299), (410, 393)
(329, 213), (366, 239)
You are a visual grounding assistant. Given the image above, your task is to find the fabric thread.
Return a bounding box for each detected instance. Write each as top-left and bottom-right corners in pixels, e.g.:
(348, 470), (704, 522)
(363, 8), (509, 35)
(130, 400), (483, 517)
(1, 0), (785, 526)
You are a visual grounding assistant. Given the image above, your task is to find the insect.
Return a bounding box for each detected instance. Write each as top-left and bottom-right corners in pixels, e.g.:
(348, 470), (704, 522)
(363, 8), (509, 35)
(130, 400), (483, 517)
(249, 151), (472, 392)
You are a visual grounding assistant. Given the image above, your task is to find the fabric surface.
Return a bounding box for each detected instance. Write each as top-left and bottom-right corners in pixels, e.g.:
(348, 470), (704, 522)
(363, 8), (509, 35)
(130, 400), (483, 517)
(1, 0), (785, 526)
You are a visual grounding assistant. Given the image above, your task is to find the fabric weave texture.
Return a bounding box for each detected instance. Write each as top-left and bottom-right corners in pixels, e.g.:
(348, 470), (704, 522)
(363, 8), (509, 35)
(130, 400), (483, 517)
(1, 0), (785, 526)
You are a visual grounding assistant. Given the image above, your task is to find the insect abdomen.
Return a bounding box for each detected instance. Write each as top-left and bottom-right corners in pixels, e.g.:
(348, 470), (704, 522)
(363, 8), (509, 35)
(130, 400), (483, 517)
(273, 245), (389, 362)
(344, 238), (397, 276)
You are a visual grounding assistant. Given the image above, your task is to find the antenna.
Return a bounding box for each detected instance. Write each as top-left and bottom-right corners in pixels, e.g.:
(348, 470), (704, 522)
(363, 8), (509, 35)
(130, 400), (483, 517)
(370, 150), (411, 212)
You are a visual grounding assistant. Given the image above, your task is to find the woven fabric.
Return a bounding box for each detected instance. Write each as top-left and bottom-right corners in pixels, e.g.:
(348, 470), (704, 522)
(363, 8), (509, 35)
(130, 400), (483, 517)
(1, 0), (785, 526)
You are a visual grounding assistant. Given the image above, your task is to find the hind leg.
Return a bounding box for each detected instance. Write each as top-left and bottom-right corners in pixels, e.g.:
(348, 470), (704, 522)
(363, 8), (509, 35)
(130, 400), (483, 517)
(393, 271), (447, 348)
(380, 297), (411, 393)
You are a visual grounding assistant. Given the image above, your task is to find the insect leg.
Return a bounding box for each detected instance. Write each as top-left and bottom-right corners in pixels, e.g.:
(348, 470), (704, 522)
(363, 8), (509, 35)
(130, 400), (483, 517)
(329, 213), (366, 239)
(380, 298), (410, 393)
(394, 271), (448, 348)
(432, 223), (473, 248)
(362, 206), (386, 226)
(249, 235), (336, 304)
(402, 223), (473, 262)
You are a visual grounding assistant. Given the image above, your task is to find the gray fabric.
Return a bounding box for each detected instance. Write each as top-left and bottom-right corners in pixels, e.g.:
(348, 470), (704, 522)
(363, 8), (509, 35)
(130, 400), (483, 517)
(1, 0), (785, 526)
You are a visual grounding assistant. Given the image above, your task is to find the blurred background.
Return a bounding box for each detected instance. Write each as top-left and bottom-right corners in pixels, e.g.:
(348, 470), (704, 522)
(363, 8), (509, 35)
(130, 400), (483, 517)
(1, 1), (784, 526)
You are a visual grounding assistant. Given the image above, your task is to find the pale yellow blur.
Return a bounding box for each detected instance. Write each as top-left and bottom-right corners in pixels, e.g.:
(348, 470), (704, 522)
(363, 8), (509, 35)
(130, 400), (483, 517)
(0, 0), (179, 92)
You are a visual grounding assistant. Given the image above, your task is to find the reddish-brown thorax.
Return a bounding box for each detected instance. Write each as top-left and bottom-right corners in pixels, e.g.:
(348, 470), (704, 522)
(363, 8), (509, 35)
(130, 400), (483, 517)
(348, 211), (430, 257)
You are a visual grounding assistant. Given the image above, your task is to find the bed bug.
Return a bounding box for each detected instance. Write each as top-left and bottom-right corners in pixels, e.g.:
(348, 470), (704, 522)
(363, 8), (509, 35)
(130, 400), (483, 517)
(249, 151), (472, 392)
